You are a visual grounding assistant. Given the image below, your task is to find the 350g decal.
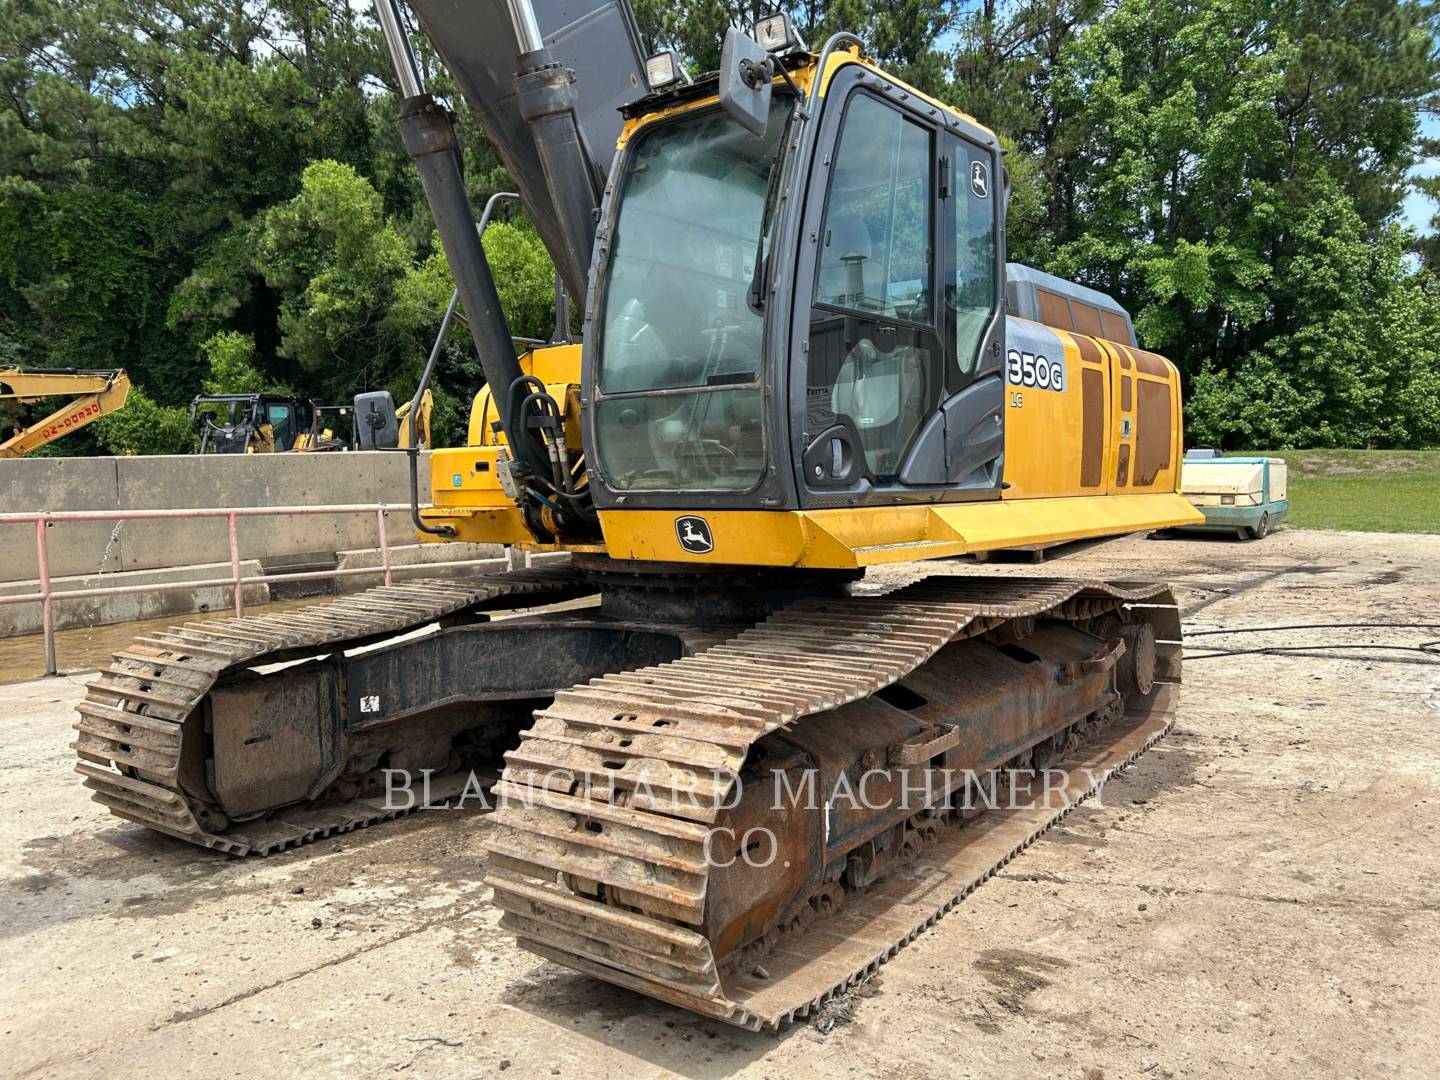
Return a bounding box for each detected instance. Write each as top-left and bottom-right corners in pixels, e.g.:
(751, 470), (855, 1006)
(1005, 349), (1066, 392)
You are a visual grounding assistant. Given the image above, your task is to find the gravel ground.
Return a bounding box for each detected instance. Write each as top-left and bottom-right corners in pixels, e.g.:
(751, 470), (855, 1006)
(1, 528), (1436, 1079)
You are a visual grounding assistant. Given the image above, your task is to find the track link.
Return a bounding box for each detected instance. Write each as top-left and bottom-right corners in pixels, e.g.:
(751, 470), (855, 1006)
(74, 565), (589, 855)
(484, 576), (1182, 1029)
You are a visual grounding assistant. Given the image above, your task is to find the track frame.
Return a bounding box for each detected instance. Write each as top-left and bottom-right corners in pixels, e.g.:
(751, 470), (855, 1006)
(484, 576), (1182, 1029)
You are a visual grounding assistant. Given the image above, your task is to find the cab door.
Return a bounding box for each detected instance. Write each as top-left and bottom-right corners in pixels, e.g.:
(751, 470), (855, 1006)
(796, 74), (1003, 505)
(801, 90), (941, 493)
(931, 128), (1005, 490)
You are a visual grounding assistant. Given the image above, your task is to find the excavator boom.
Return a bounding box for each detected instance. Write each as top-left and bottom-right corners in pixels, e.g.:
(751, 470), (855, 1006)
(0, 367), (130, 458)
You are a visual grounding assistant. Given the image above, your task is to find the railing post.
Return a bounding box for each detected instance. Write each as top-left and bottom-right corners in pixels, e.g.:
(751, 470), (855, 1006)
(228, 512), (243, 618)
(377, 507), (392, 586)
(37, 516), (57, 677)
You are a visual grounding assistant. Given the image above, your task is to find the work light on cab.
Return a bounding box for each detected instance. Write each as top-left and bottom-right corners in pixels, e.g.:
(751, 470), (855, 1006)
(643, 49), (686, 90)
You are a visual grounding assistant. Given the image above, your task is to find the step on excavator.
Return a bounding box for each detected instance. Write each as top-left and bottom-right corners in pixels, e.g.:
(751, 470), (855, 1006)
(73, 1), (1204, 1029)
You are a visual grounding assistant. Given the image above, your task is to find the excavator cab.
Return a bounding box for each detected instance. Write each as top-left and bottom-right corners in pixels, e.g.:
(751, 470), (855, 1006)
(586, 40), (1007, 510)
(398, 10), (1086, 559)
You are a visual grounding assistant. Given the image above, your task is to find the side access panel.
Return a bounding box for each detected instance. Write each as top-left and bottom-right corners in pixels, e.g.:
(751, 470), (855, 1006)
(1104, 342), (1181, 494)
(998, 318), (1111, 499)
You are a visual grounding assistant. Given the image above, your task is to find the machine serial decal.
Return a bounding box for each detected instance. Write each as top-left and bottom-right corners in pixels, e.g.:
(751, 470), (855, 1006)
(675, 516), (714, 554)
(1006, 349), (1066, 392)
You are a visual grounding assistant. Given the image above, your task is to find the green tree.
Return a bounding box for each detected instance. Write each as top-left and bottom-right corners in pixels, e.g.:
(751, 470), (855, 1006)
(200, 330), (269, 394)
(1017, 0), (1439, 446)
(251, 159), (411, 378)
(92, 387), (196, 455)
(389, 220), (559, 443)
(5, 0), (1440, 455)
(1187, 184), (1440, 448)
(390, 222), (557, 348)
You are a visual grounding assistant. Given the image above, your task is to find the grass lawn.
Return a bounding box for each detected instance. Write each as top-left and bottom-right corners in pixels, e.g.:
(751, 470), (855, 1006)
(1243, 449), (1440, 533)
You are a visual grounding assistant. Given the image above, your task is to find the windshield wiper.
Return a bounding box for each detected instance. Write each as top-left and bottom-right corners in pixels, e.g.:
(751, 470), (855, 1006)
(747, 103), (803, 315)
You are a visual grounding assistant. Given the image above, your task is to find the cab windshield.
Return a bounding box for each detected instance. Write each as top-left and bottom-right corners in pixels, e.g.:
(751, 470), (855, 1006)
(593, 98), (790, 492)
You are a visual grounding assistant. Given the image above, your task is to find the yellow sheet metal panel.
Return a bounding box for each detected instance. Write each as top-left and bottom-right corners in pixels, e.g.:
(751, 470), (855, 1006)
(999, 321), (1090, 499)
(464, 344), (582, 447)
(932, 492), (1201, 552)
(994, 320), (1190, 505)
(417, 506), (542, 546)
(597, 508), (813, 564)
(596, 493), (1202, 569)
(429, 446), (512, 507)
(596, 505), (969, 569)
(1104, 342), (1182, 496)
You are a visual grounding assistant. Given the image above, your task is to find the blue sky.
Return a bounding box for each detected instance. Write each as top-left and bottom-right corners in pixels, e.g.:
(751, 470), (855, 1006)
(1400, 113), (1439, 234)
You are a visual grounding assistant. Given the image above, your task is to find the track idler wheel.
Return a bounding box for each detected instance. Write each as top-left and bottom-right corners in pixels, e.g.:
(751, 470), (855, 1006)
(1117, 621), (1157, 695)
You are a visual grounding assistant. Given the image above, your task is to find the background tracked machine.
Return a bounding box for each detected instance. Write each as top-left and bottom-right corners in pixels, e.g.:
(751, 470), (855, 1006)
(73, 0), (1204, 1030)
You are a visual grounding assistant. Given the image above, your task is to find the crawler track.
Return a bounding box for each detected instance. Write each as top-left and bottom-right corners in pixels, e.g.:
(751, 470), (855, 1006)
(73, 565), (590, 855)
(484, 576), (1181, 1030)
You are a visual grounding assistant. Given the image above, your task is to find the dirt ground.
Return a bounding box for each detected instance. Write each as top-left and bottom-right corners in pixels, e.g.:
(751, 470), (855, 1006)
(1, 529), (1437, 1079)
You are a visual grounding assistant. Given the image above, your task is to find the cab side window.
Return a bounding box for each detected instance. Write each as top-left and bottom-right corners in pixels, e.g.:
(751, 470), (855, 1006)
(952, 143), (997, 377)
(266, 403), (294, 451)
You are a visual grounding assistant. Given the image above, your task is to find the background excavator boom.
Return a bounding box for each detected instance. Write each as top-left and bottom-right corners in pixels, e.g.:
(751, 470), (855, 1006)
(0, 367), (131, 458)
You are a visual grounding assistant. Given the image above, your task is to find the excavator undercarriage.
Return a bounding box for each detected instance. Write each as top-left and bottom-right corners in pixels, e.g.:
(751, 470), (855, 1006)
(74, 563), (1178, 1028)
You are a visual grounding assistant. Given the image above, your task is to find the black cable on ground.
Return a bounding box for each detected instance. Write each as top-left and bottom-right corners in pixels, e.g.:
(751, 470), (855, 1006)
(1186, 622), (1440, 636)
(1185, 641), (1440, 664)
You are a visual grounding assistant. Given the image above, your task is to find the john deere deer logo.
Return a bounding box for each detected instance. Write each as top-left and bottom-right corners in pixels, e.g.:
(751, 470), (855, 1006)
(971, 160), (989, 199)
(675, 516), (714, 554)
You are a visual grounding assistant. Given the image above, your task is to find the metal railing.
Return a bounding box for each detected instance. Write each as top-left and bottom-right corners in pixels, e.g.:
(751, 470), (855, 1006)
(0, 503), (507, 676)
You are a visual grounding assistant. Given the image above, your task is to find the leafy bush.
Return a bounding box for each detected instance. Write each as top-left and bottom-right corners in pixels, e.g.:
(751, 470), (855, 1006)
(201, 331), (270, 395)
(93, 388), (196, 456)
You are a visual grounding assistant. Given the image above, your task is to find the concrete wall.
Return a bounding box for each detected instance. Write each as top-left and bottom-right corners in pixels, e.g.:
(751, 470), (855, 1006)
(0, 452), (430, 583)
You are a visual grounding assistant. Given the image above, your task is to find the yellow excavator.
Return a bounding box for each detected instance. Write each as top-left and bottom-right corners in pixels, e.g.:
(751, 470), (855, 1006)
(191, 387), (432, 454)
(0, 367), (130, 458)
(74, 4), (1203, 1030)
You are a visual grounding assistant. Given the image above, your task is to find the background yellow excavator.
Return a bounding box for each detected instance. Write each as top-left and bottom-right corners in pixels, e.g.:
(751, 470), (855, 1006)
(0, 367), (130, 458)
(75, 2), (1204, 1031)
(189, 388), (431, 454)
